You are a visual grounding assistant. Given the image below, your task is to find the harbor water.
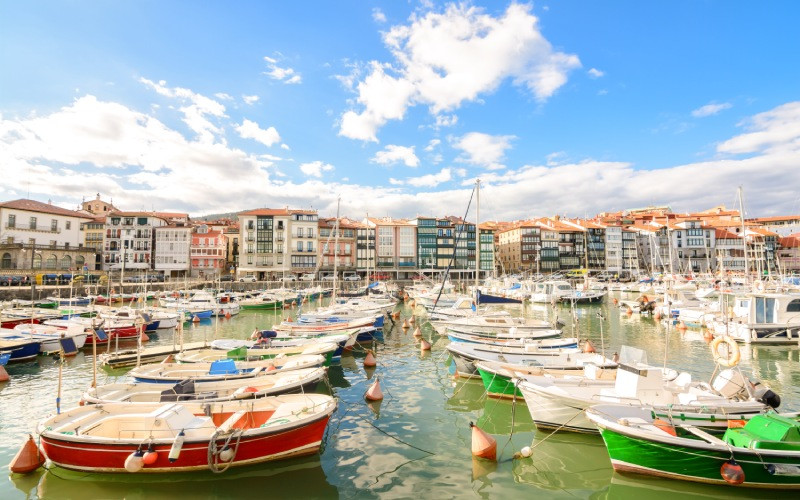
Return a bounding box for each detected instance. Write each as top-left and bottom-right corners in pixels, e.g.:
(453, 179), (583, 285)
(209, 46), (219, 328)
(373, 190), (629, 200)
(3, 296), (800, 499)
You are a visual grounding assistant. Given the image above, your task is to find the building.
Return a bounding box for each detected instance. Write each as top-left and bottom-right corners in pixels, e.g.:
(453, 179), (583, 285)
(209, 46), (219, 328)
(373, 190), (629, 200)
(714, 229), (745, 273)
(103, 212), (168, 271)
(672, 219), (715, 274)
(0, 198), (95, 273)
(319, 217), (359, 276)
(355, 222), (375, 276)
(80, 216), (106, 270)
(478, 223), (496, 276)
(191, 225), (227, 278)
(496, 220), (540, 274)
(81, 193), (118, 216)
(238, 208), (317, 279)
(288, 210), (319, 276)
(748, 215), (800, 238)
(366, 217), (417, 279)
(777, 233), (800, 273)
(451, 217), (476, 276)
(154, 225), (192, 278)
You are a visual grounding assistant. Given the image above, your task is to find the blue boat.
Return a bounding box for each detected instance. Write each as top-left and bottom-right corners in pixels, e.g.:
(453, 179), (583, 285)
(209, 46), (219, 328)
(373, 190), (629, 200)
(475, 288), (523, 304)
(0, 338), (41, 362)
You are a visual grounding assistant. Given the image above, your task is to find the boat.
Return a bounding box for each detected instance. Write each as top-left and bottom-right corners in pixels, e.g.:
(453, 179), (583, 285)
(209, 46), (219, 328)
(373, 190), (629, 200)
(128, 355), (326, 383)
(0, 336), (41, 361)
(530, 280), (574, 303)
(446, 330), (577, 348)
(174, 342), (338, 366)
(587, 404), (800, 489)
(37, 394), (337, 473)
(475, 359), (617, 399)
(708, 292), (800, 344)
(12, 324), (88, 353)
(559, 288), (605, 303)
(82, 367), (327, 404)
(431, 314), (558, 336)
(238, 293), (284, 310)
(516, 346), (780, 434)
(475, 287), (523, 304)
(446, 341), (611, 378)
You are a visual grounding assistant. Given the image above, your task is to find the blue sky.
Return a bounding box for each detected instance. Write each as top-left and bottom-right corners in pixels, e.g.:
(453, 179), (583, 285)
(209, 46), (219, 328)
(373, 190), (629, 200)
(2, 1), (799, 221)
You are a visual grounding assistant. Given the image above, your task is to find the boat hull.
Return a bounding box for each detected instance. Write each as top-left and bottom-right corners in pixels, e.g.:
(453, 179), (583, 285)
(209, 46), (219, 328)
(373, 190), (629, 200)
(41, 414), (332, 473)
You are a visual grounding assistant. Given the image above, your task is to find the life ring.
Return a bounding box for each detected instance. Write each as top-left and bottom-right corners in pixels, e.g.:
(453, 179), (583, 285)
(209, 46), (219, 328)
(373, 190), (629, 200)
(710, 336), (740, 367)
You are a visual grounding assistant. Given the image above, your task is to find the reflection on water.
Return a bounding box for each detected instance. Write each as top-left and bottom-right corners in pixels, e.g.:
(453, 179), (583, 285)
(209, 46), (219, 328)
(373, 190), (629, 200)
(3, 296), (800, 498)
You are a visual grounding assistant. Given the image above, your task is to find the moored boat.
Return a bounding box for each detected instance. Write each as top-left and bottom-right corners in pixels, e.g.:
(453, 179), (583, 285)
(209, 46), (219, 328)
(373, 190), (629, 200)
(128, 354), (326, 383)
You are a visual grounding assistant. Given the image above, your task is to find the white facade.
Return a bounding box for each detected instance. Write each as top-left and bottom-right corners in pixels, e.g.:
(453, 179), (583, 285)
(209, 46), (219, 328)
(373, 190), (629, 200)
(605, 226), (623, 272)
(104, 213), (168, 271)
(1, 205), (89, 248)
(154, 226), (191, 276)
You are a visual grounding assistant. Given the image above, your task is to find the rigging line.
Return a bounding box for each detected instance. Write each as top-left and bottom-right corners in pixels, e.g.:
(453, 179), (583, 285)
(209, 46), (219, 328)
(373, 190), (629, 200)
(430, 184), (477, 317)
(340, 399), (436, 456)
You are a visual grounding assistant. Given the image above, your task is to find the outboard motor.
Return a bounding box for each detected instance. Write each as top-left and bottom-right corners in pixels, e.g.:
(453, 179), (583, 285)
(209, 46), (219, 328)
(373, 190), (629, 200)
(752, 381), (781, 409)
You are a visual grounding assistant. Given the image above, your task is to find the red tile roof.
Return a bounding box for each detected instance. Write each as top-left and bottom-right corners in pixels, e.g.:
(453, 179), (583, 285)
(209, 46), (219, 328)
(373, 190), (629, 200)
(0, 199), (93, 219)
(239, 208), (290, 216)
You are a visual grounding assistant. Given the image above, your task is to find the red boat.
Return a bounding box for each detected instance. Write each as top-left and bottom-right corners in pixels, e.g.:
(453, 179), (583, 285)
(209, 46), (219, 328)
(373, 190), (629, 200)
(37, 394), (336, 473)
(42, 318), (140, 344)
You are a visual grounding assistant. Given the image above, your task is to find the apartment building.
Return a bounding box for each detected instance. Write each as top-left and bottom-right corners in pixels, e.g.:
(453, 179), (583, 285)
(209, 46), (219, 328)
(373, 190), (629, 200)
(191, 225), (227, 278)
(319, 217), (359, 274)
(103, 212), (168, 271)
(366, 217), (417, 278)
(154, 225), (192, 278)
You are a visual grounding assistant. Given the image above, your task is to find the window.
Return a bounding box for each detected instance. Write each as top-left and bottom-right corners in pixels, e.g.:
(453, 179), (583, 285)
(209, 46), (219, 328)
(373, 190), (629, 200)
(1, 253), (10, 269)
(66, 221), (71, 230)
(30, 217), (37, 230)
(46, 254), (57, 269)
(307, 241), (313, 252)
(787, 300), (800, 313)
(7, 214), (15, 228)
(297, 241), (303, 252)
(61, 255), (72, 269)
(33, 254), (42, 269)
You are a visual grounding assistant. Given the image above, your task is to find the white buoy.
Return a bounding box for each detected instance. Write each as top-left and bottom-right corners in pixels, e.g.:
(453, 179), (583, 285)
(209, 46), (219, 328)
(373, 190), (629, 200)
(168, 430), (185, 462)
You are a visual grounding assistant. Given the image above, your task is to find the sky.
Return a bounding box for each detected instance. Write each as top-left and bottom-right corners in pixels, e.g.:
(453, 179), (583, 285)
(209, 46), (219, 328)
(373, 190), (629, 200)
(1, 1), (799, 222)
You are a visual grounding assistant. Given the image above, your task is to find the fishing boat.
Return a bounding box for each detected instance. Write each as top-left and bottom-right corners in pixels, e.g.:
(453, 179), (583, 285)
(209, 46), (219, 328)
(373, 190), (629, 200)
(0, 336), (41, 361)
(516, 346), (780, 434)
(475, 359), (617, 399)
(174, 342), (337, 366)
(82, 367), (328, 404)
(273, 315), (377, 335)
(431, 314), (558, 336)
(128, 355), (326, 383)
(587, 404), (800, 489)
(238, 293), (284, 310)
(12, 324), (88, 352)
(37, 394), (337, 473)
(446, 341), (611, 378)
(446, 330), (577, 348)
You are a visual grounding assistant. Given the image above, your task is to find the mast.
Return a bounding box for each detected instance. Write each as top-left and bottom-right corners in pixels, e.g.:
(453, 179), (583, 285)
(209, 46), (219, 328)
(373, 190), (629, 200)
(738, 186), (750, 283)
(332, 197), (340, 301)
(475, 179), (480, 289)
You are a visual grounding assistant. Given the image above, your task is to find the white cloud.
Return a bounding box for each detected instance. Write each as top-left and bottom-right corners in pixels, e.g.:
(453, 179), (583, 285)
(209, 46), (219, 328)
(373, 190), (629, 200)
(373, 8), (387, 23)
(424, 139), (441, 151)
(235, 119), (281, 147)
(215, 92), (233, 100)
(339, 3), (580, 141)
(716, 101), (800, 155)
(280, 143), (290, 150)
(406, 167), (453, 187)
(587, 68), (604, 79)
(389, 178), (404, 185)
(299, 160), (334, 178)
(263, 56), (302, 85)
(434, 114), (458, 128)
(692, 102), (732, 118)
(371, 144), (420, 167)
(453, 132), (515, 169)
(242, 95), (260, 105)
(140, 77), (226, 144)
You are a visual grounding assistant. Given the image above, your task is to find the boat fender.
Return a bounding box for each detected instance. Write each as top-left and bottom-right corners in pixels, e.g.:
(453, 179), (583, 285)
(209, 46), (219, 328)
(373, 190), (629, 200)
(219, 446), (235, 462)
(124, 449), (145, 473)
(233, 386), (259, 399)
(720, 459), (745, 485)
(753, 382), (781, 409)
(710, 336), (740, 368)
(142, 444), (158, 465)
(168, 430), (186, 463)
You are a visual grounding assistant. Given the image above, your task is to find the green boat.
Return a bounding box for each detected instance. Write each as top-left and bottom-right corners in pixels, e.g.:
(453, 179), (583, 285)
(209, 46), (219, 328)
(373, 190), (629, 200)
(588, 404), (800, 489)
(174, 343), (337, 367)
(239, 297), (284, 310)
(475, 360), (617, 399)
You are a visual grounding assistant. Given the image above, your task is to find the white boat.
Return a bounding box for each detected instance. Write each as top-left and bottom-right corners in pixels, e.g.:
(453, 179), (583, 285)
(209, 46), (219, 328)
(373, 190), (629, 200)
(708, 292), (800, 344)
(128, 354), (326, 383)
(431, 314), (558, 336)
(530, 281), (574, 303)
(174, 342), (337, 364)
(12, 323), (88, 353)
(82, 367), (328, 404)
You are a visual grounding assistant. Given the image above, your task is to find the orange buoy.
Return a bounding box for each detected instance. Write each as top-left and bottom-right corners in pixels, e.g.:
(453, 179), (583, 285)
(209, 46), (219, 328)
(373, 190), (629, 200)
(612, 298), (618, 306)
(409, 299), (416, 308)
(0, 365), (10, 382)
(413, 326), (422, 338)
(583, 340), (596, 354)
(420, 338), (431, 351)
(267, 365), (277, 372)
(140, 331), (149, 342)
(703, 329), (713, 342)
(162, 354), (174, 364)
(287, 316), (293, 323)
(402, 319), (410, 329)
(470, 422), (497, 461)
(365, 378), (383, 401)
(9, 435), (45, 474)
(720, 459), (745, 485)
(192, 315), (200, 323)
(363, 350), (377, 368)
(677, 321), (688, 331)
(626, 307), (633, 316)
(391, 311), (400, 320)
(409, 316), (416, 325)
(225, 311), (231, 319)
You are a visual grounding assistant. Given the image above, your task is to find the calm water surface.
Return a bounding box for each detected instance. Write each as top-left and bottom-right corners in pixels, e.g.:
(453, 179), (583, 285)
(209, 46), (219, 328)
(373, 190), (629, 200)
(3, 295), (800, 499)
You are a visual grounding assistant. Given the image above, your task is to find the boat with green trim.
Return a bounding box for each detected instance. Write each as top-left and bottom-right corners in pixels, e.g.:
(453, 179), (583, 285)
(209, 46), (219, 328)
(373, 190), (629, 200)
(587, 404), (800, 489)
(475, 359), (616, 399)
(174, 342), (338, 366)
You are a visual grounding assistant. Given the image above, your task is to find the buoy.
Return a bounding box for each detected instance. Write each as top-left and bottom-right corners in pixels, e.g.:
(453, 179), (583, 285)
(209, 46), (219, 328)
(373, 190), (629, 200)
(420, 338), (431, 351)
(0, 365), (9, 382)
(9, 435), (45, 474)
(625, 307), (633, 316)
(365, 378), (383, 401)
(402, 319), (410, 329)
(168, 430), (185, 462)
(703, 329), (713, 342)
(287, 316), (293, 323)
(142, 445), (158, 465)
(470, 422), (497, 461)
(720, 459), (745, 485)
(124, 449), (145, 472)
(412, 326), (422, 338)
(219, 446), (235, 462)
(192, 315), (200, 323)
(583, 340), (596, 354)
(677, 321), (688, 331)
(391, 311), (400, 320)
(409, 316), (416, 325)
(225, 311), (231, 319)
(409, 299), (416, 308)
(267, 364), (277, 372)
(513, 445), (533, 459)
(363, 350), (377, 368)
(653, 310), (662, 320)
(612, 298), (618, 306)
(140, 331), (149, 342)
(162, 354), (174, 364)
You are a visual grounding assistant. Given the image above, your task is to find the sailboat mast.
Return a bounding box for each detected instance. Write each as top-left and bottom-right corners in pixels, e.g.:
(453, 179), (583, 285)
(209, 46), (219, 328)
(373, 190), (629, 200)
(738, 186), (750, 283)
(475, 179), (480, 289)
(332, 197), (340, 301)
